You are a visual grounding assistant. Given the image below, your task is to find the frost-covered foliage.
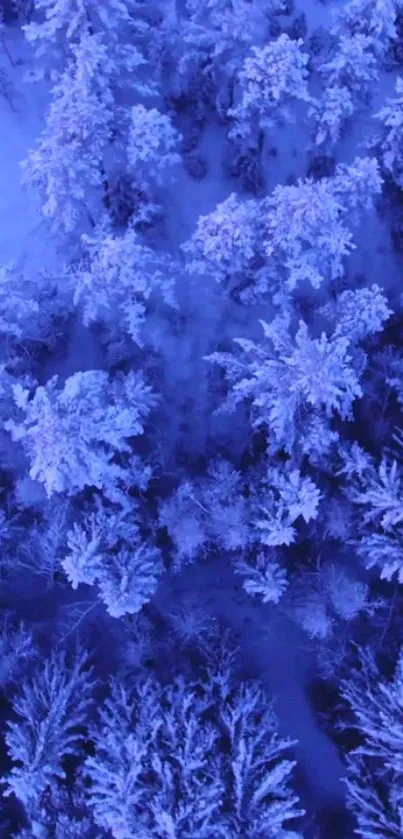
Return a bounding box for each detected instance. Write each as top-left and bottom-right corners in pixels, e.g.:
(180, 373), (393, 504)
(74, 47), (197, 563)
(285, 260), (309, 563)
(341, 648), (403, 838)
(167, 0), (283, 113)
(288, 563), (369, 639)
(23, 0), (149, 85)
(260, 157), (381, 292)
(21, 33), (115, 233)
(17, 501), (69, 583)
(5, 369), (157, 496)
(228, 35), (310, 149)
(356, 528), (403, 582)
(340, 446), (403, 581)
(331, 0), (402, 57)
(374, 76), (403, 187)
(85, 668), (303, 838)
(0, 263), (71, 350)
(73, 224), (176, 344)
(311, 35), (379, 148)
(319, 35), (379, 96)
(250, 462), (322, 547)
(321, 284), (391, 344)
(235, 551), (289, 603)
(332, 156), (383, 219)
(309, 84), (355, 148)
(127, 105), (182, 188)
(159, 458), (249, 567)
(320, 564), (369, 621)
(0, 263), (39, 340)
(343, 452), (403, 530)
(182, 192), (259, 283)
(207, 315), (363, 457)
(4, 649), (95, 817)
(3, 0), (403, 832)
(159, 457), (321, 585)
(62, 504), (163, 616)
(182, 158), (381, 298)
(261, 177), (355, 291)
(0, 619), (35, 688)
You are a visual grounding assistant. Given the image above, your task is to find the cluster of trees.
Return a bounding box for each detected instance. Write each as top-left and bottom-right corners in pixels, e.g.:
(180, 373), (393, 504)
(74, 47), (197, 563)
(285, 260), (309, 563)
(1, 0), (403, 836)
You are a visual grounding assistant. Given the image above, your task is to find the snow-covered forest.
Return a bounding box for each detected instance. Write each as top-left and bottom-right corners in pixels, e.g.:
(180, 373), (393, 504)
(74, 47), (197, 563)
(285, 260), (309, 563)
(1, 0), (403, 836)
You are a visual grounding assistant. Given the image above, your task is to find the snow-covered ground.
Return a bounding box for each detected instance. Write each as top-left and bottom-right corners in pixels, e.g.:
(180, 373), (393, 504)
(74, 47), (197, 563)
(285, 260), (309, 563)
(0, 28), (57, 275)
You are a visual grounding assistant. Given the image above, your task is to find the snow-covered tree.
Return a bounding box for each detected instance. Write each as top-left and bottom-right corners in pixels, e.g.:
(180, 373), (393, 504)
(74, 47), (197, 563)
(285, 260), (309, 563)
(24, 0), (149, 85)
(321, 284), (391, 344)
(182, 192), (260, 284)
(0, 262), (39, 340)
(235, 551), (289, 604)
(169, 0), (283, 115)
(85, 667), (303, 837)
(0, 262), (72, 351)
(207, 315), (363, 457)
(228, 35), (311, 149)
(346, 456), (403, 530)
(286, 562), (369, 639)
(159, 458), (249, 568)
(16, 500), (69, 584)
(356, 528), (403, 582)
(219, 681), (304, 836)
(261, 177), (355, 292)
(0, 619), (35, 689)
(320, 563), (369, 621)
(331, 0), (402, 58)
(310, 35), (378, 148)
(86, 676), (226, 838)
(340, 446), (403, 581)
(3, 649), (95, 818)
(319, 34), (378, 96)
(72, 224), (176, 345)
(374, 76), (403, 187)
(260, 158), (382, 292)
(21, 33), (115, 233)
(309, 84), (355, 148)
(5, 369), (157, 497)
(332, 155), (383, 219)
(250, 462), (322, 548)
(62, 505), (164, 617)
(127, 105), (181, 189)
(341, 648), (403, 838)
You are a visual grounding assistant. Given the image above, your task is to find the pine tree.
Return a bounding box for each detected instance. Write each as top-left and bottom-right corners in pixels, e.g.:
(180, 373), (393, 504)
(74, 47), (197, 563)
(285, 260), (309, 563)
(261, 158), (382, 292)
(320, 284), (391, 344)
(171, 0), (282, 115)
(72, 223), (176, 345)
(127, 104), (182, 189)
(85, 668), (303, 837)
(341, 648), (403, 838)
(21, 33), (115, 233)
(374, 76), (403, 187)
(5, 370), (157, 497)
(228, 34), (311, 150)
(62, 508), (164, 617)
(331, 0), (401, 58)
(24, 0), (148, 84)
(310, 35), (379, 148)
(3, 649), (95, 819)
(182, 192), (260, 285)
(206, 315), (363, 457)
